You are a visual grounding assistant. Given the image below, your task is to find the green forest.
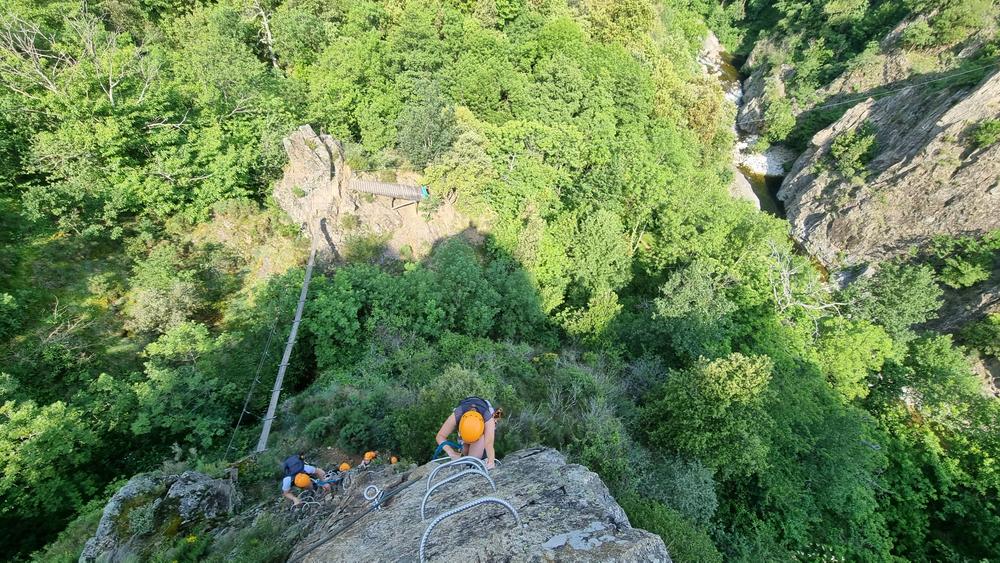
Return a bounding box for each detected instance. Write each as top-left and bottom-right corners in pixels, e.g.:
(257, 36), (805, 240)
(1, 0), (998, 561)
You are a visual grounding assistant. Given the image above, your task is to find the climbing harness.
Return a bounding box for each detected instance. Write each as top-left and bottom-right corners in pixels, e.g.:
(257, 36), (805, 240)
(419, 497), (521, 563)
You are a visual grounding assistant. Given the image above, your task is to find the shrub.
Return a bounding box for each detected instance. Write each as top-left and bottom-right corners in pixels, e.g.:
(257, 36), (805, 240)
(930, 0), (995, 45)
(636, 454), (719, 525)
(619, 496), (723, 563)
(303, 416), (338, 443)
(205, 513), (299, 563)
(830, 121), (877, 180)
(342, 232), (390, 264)
(28, 500), (105, 563)
(340, 214), (360, 231)
(901, 20), (935, 48)
(929, 232), (999, 289)
(841, 262), (943, 341)
(971, 120), (1000, 149)
(960, 313), (1000, 358)
(764, 92), (796, 144)
(0, 292), (19, 341)
(938, 256), (991, 288)
(127, 501), (157, 536)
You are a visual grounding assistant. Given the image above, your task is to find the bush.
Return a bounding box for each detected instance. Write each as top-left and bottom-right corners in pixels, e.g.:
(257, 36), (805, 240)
(830, 121), (877, 180)
(930, 0), (995, 45)
(764, 92), (796, 144)
(303, 416), (338, 443)
(205, 513), (299, 563)
(28, 501), (105, 563)
(637, 454), (719, 525)
(619, 496), (723, 563)
(928, 232), (999, 289)
(0, 292), (19, 341)
(841, 262), (942, 341)
(342, 232), (390, 264)
(938, 256), (991, 288)
(127, 501), (157, 536)
(971, 120), (1000, 149)
(901, 20), (935, 48)
(960, 313), (1000, 357)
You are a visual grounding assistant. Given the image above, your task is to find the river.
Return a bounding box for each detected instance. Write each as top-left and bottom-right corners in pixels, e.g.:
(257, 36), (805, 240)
(699, 33), (788, 218)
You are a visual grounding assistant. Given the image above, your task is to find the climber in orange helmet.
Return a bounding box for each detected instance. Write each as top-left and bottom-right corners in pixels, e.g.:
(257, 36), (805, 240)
(280, 452), (331, 506)
(435, 397), (501, 469)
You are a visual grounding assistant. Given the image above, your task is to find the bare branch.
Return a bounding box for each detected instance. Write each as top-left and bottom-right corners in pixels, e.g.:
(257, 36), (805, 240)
(0, 15), (72, 97)
(250, 0), (279, 69)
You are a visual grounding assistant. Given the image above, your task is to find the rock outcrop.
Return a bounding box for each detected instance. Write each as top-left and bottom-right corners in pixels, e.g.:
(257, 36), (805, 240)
(778, 69), (1000, 270)
(292, 448), (670, 562)
(273, 125), (472, 264)
(80, 471), (238, 562)
(736, 38), (792, 137)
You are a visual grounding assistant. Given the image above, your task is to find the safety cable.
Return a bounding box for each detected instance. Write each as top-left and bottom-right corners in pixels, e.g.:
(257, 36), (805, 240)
(286, 473), (424, 563)
(224, 313), (280, 461)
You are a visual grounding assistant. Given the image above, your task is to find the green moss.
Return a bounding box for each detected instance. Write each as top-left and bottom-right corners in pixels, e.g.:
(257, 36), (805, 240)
(163, 515), (183, 538)
(113, 486), (166, 537)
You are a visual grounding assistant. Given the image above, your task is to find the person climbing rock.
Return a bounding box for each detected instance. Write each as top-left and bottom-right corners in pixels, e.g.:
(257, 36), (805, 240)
(280, 452), (331, 506)
(435, 396), (501, 469)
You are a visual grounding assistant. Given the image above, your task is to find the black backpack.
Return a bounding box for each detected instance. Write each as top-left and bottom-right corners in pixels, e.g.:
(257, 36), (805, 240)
(458, 396), (491, 418)
(282, 454), (305, 477)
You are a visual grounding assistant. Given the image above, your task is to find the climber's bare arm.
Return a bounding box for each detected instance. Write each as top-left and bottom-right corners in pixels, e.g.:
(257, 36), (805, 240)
(485, 419), (496, 469)
(436, 417), (460, 459)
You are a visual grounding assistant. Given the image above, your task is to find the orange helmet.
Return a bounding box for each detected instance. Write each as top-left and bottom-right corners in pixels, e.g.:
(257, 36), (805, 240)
(293, 473), (312, 489)
(339, 462), (351, 472)
(459, 410), (485, 443)
(364, 451), (377, 462)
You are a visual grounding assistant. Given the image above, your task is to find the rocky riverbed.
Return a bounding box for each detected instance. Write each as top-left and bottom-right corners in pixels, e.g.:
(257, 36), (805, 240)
(699, 32), (796, 216)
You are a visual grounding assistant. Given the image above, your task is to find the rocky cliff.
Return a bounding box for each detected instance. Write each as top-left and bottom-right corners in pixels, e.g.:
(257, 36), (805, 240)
(292, 448), (669, 562)
(77, 448), (669, 562)
(80, 471), (239, 562)
(778, 68), (1000, 270)
(274, 125), (471, 264)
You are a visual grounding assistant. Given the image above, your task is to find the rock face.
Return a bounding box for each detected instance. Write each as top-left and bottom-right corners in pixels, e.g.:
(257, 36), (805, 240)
(80, 471), (238, 562)
(292, 448), (670, 562)
(165, 471), (239, 524)
(736, 39), (792, 137)
(778, 69), (1000, 269)
(730, 169), (761, 209)
(274, 125), (471, 263)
